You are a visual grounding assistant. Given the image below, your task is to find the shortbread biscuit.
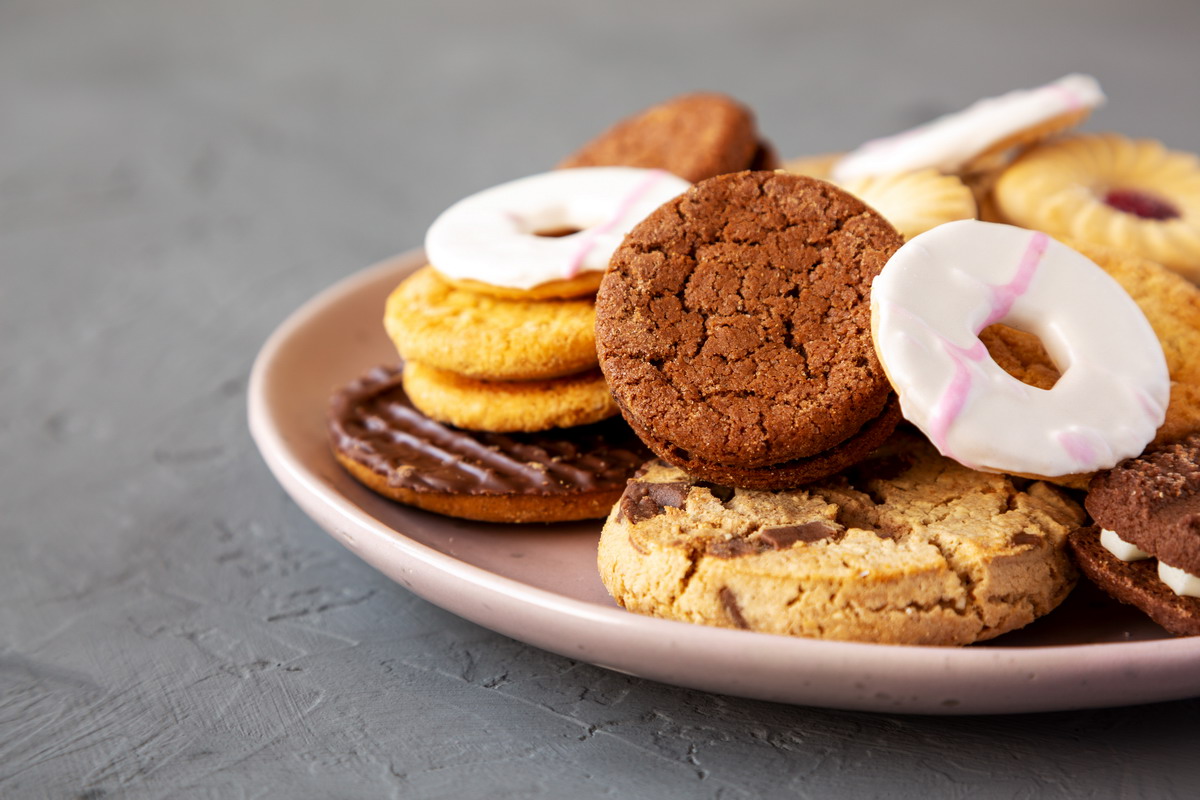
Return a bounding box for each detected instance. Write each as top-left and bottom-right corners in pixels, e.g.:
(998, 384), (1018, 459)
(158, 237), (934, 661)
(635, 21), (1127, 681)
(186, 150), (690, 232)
(596, 171), (902, 482)
(330, 366), (649, 523)
(559, 92), (766, 183)
(384, 267), (598, 380)
(840, 169), (978, 240)
(402, 361), (618, 433)
(598, 432), (1083, 645)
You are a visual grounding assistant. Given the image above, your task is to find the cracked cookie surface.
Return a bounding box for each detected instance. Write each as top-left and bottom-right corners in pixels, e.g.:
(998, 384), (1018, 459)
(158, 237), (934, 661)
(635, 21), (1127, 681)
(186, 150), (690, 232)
(597, 431), (1084, 645)
(595, 171), (902, 481)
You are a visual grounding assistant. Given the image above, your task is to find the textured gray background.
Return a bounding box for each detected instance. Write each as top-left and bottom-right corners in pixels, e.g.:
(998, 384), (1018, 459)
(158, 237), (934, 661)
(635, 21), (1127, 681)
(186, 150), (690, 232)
(4, 1), (1200, 797)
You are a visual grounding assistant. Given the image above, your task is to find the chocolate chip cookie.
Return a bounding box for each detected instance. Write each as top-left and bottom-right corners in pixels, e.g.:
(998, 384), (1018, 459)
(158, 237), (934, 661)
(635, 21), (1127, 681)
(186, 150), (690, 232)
(598, 431), (1084, 645)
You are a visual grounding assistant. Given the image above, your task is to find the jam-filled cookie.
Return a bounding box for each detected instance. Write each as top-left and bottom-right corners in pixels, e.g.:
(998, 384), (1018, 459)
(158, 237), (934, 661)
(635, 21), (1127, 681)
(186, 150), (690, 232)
(993, 133), (1200, 282)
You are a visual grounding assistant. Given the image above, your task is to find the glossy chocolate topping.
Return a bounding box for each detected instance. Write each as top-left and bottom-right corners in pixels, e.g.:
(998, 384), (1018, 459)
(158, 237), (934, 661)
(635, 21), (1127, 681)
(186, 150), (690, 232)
(330, 366), (651, 497)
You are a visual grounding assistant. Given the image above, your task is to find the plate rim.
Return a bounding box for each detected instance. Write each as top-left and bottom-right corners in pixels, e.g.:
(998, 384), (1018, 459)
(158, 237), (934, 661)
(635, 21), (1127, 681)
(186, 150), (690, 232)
(248, 250), (1200, 714)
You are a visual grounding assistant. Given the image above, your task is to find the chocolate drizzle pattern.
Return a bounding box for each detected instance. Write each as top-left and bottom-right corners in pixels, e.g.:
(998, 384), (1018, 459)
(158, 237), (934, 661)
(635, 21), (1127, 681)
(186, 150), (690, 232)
(330, 365), (650, 497)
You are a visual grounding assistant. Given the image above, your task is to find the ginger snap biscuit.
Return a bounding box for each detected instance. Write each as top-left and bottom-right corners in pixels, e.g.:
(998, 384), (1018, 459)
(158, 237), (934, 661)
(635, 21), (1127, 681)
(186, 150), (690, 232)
(559, 92), (770, 183)
(383, 267), (598, 381)
(1070, 434), (1200, 635)
(839, 169), (978, 240)
(598, 431), (1084, 645)
(401, 361), (618, 433)
(993, 134), (1200, 281)
(596, 171), (903, 489)
(330, 366), (650, 523)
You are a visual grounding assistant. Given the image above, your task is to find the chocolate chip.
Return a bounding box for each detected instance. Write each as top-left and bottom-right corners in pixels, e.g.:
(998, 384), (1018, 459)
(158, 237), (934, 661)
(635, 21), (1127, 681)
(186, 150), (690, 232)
(1012, 532), (1042, 547)
(718, 586), (750, 629)
(758, 520), (844, 549)
(706, 538), (758, 558)
(618, 481), (691, 523)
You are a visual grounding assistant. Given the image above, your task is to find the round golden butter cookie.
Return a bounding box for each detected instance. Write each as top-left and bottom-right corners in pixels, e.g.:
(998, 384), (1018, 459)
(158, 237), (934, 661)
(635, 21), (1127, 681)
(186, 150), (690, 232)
(598, 432), (1083, 646)
(384, 267), (598, 381)
(994, 134), (1200, 281)
(840, 169), (978, 240)
(402, 361), (618, 433)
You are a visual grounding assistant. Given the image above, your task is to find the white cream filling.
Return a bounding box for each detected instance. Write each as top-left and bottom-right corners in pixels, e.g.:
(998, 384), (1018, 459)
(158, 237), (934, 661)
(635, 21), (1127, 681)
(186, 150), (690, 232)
(1099, 528), (1200, 598)
(1099, 528), (1151, 561)
(1158, 562), (1200, 598)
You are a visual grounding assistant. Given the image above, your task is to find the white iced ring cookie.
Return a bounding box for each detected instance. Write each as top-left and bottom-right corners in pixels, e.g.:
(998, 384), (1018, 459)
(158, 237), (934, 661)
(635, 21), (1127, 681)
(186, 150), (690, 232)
(871, 220), (1169, 477)
(425, 167), (691, 291)
(832, 74), (1105, 182)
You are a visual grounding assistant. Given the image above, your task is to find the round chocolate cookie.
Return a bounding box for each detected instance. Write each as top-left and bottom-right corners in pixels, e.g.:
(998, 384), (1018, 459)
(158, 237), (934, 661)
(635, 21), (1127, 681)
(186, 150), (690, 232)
(598, 432), (1084, 645)
(595, 171), (903, 487)
(558, 92), (766, 183)
(329, 366), (651, 523)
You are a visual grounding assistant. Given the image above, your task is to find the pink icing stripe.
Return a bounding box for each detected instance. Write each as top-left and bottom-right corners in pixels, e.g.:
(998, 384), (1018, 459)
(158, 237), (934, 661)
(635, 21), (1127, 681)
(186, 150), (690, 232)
(982, 231), (1048, 327)
(928, 340), (987, 461)
(564, 169), (668, 279)
(925, 231), (1050, 461)
(1058, 431), (1096, 466)
(1047, 84), (1083, 111)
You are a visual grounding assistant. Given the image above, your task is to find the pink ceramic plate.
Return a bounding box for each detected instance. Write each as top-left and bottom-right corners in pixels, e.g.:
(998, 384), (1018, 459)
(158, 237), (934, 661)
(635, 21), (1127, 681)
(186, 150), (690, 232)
(248, 250), (1200, 714)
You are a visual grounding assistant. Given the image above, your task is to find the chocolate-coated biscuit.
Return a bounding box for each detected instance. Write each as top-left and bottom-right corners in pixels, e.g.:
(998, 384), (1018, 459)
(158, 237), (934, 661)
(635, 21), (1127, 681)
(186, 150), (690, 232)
(596, 170), (903, 480)
(599, 432), (1084, 645)
(329, 366), (651, 523)
(558, 92), (766, 183)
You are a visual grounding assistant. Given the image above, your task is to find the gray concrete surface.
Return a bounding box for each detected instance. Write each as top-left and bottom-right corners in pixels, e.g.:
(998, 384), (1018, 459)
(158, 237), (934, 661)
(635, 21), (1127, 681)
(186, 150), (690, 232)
(4, 1), (1200, 797)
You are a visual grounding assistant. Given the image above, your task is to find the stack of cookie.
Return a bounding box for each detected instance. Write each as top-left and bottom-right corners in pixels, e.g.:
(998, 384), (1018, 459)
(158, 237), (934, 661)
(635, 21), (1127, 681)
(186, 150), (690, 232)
(592, 170), (1095, 646)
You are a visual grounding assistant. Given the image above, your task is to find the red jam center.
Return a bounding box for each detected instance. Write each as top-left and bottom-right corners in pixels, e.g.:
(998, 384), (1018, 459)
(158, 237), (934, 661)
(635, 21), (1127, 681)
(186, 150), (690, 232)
(1104, 188), (1181, 220)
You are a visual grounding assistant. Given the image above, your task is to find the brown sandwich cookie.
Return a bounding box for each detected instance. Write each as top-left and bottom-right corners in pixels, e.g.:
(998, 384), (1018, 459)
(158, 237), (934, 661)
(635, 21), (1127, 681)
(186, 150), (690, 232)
(595, 171), (903, 489)
(559, 92), (772, 183)
(329, 365), (651, 523)
(1069, 434), (1200, 636)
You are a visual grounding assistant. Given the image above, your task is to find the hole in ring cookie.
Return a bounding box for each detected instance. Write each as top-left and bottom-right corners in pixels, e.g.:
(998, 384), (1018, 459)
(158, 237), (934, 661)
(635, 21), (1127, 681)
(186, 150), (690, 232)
(979, 323), (1063, 391)
(532, 225), (584, 238)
